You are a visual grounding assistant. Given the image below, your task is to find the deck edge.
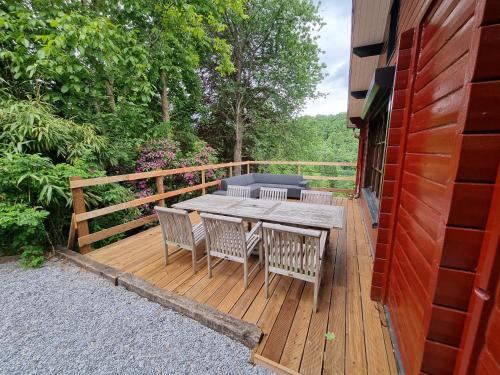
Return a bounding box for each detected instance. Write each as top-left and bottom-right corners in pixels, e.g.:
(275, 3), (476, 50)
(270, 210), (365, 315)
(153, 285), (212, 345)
(251, 351), (302, 375)
(55, 246), (120, 285)
(54, 247), (263, 349)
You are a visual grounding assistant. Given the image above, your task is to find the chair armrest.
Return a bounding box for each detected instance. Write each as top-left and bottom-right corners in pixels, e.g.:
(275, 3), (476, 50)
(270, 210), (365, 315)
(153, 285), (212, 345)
(319, 231), (328, 259)
(247, 221), (262, 239)
(298, 180), (309, 188)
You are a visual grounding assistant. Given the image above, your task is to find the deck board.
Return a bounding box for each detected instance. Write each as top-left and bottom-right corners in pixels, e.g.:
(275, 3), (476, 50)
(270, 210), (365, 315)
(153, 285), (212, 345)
(86, 198), (397, 374)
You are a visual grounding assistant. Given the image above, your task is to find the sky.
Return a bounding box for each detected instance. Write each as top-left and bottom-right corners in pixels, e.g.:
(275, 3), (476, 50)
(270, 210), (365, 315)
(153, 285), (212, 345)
(302, 0), (352, 116)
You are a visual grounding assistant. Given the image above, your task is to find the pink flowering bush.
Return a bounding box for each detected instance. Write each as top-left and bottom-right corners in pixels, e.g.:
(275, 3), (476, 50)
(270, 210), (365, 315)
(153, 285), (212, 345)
(135, 139), (180, 173)
(134, 139), (221, 214)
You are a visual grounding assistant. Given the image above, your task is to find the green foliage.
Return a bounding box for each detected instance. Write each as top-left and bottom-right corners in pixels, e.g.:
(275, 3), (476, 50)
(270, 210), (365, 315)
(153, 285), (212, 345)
(0, 98), (109, 164)
(0, 0), (245, 157)
(200, 0), (325, 162)
(0, 152), (140, 254)
(0, 202), (48, 267)
(250, 113), (358, 191)
(19, 245), (45, 268)
(325, 331), (336, 341)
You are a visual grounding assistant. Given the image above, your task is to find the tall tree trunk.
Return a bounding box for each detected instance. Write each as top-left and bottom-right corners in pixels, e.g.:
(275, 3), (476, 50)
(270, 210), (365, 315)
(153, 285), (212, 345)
(105, 79), (116, 114)
(159, 70), (170, 122)
(232, 47), (244, 175)
(233, 93), (243, 175)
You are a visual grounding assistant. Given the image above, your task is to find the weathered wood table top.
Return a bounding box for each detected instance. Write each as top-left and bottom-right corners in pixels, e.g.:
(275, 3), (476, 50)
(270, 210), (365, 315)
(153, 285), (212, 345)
(173, 194), (344, 230)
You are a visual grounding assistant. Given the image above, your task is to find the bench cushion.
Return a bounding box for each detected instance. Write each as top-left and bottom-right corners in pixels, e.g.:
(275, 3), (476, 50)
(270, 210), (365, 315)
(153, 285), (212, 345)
(218, 173), (309, 199)
(252, 173), (303, 185)
(220, 174), (255, 190)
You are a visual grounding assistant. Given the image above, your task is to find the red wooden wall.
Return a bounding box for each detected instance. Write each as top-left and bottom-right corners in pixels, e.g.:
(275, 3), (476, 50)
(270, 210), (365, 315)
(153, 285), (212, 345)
(368, 0), (500, 374)
(370, 28), (416, 302)
(475, 284), (500, 374)
(455, 166), (500, 375)
(454, 1), (500, 373)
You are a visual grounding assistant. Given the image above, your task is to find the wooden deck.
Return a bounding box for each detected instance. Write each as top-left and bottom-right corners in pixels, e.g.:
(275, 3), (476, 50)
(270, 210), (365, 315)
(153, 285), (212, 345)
(86, 197), (398, 375)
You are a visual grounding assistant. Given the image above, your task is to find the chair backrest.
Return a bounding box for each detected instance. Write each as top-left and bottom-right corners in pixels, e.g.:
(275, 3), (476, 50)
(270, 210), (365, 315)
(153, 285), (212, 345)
(262, 222), (321, 278)
(300, 190), (333, 205)
(227, 185), (251, 198)
(259, 187), (287, 201)
(200, 213), (246, 258)
(155, 206), (194, 248)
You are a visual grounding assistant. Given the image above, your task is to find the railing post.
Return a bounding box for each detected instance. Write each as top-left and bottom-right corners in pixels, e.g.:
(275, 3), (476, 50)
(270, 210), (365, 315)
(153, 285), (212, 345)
(67, 213), (77, 250)
(69, 176), (91, 254)
(246, 162), (250, 174)
(229, 165), (233, 177)
(156, 176), (165, 206)
(201, 170), (206, 195)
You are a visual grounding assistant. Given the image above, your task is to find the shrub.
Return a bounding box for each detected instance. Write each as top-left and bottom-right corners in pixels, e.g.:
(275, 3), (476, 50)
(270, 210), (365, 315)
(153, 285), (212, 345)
(133, 139), (222, 214)
(0, 202), (49, 267)
(0, 99), (110, 164)
(0, 153), (141, 261)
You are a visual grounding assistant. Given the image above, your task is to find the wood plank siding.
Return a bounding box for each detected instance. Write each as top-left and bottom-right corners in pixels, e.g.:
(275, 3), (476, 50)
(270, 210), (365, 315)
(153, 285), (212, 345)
(85, 198), (397, 374)
(387, 2), (478, 371)
(354, 0), (500, 373)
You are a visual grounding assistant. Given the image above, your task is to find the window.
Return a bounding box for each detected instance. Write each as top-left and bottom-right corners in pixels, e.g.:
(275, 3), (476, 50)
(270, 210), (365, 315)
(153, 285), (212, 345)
(387, 0), (400, 63)
(365, 102), (389, 200)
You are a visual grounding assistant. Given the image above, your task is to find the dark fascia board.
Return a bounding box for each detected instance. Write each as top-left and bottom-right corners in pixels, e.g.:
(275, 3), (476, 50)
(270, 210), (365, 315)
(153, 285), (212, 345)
(353, 43), (384, 57)
(349, 116), (367, 128)
(361, 66), (396, 121)
(351, 90), (368, 99)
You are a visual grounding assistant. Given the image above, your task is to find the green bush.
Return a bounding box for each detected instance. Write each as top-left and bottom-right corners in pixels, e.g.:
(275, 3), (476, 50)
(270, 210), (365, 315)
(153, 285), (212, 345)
(0, 203), (49, 267)
(0, 98), (110, 164)
(0, 153), (141, 261)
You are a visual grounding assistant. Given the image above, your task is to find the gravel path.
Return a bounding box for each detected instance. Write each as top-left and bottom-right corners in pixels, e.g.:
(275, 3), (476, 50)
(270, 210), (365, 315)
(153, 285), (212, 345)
(0, 260), (270, 375)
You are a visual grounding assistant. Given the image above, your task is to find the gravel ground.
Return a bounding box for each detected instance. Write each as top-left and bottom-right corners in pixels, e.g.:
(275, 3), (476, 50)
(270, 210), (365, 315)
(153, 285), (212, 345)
(0, 260), (270, 375)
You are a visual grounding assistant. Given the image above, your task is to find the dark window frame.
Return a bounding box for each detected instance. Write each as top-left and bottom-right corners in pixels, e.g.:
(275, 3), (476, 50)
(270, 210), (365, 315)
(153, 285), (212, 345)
(364, 99), (390, 203)
(387, 0), (400, 63)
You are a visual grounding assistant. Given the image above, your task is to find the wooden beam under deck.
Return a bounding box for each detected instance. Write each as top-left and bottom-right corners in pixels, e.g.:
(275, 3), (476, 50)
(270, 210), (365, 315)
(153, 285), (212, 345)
(85, 198), (397, 374)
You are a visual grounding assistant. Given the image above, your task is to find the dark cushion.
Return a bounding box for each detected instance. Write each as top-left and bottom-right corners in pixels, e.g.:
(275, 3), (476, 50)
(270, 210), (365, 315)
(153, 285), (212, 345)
(252, 173), (303, 185)
(220, 174), (255, 190)
(219, 173), (308, 199)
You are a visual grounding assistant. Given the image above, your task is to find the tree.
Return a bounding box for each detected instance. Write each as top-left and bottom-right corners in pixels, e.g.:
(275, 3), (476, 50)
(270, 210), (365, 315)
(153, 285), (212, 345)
(201, 0), (325, 173)
(0, 0), (244, 158)
(249, 113), (358, 190)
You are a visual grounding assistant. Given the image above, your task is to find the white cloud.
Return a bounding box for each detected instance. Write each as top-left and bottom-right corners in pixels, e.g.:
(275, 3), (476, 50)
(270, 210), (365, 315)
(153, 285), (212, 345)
(302, 0), (352, 116)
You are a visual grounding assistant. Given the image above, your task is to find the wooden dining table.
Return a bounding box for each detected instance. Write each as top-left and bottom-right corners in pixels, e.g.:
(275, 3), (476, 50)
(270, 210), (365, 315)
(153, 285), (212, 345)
(172, 194), (344, 231)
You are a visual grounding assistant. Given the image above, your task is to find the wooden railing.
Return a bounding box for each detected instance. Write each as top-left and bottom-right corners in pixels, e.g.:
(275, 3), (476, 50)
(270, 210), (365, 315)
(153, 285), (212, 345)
(69, 160), (356, 253)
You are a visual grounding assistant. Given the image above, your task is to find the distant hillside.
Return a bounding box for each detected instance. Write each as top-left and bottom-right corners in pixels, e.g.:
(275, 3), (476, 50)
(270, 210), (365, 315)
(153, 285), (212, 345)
(250, 113), (358, 163)
(249, 113), (358, 190)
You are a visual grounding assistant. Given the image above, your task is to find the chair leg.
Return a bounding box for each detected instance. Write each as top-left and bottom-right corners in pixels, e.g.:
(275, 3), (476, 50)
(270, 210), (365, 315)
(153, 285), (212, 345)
(259, 240), (263, 268)
(243, 259), (248, 289)
(265, 266), (269, 299)
(207, 252), (212, 278)
(191, 248), (197, 275)
(163, 243), (169, 266)
(313, 282), (319, 313)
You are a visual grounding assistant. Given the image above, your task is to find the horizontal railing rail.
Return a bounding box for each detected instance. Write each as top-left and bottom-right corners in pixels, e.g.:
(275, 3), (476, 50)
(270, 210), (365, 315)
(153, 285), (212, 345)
(69, 160), (356, 252)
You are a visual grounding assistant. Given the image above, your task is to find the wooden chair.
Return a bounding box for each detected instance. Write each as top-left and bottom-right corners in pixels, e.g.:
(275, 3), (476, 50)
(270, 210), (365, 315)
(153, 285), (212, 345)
(262, 222), (327, 312)
(155, 206), (206, 273)
(200, 213), (262, 289)
(259, 187), (287, 201)
(300, 190), (333, 205)
(227, 185), (251, 198)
